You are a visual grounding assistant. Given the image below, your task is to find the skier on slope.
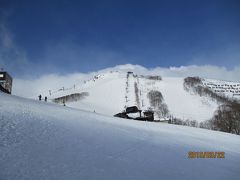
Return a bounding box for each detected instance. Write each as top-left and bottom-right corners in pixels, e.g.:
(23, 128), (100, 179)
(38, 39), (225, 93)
(38, 94), (42, 101)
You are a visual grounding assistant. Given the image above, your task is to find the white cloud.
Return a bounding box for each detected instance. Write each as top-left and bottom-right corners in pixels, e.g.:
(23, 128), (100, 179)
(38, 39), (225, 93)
(152, 65), (240, 81)
(13, 64), (240, 98)
(100, 64), (240, 82)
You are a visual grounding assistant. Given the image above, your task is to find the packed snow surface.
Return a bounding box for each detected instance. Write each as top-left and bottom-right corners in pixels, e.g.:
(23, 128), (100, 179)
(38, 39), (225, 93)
(0, 92), (240, 180)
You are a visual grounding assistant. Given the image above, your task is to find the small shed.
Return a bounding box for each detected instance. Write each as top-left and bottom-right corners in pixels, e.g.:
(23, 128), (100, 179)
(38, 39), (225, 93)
(126, 106), (142, 117)
(143, 111), (154, 121)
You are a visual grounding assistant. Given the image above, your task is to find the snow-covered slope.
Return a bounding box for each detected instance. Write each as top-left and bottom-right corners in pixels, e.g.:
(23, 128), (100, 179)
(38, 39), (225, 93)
(0, 92), (240, 179)
(41, 70), (240, 122)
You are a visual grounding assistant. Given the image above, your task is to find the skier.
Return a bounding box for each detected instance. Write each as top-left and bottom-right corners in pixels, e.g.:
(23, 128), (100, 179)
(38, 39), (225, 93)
(44, 96), (47, 102)
(38, 94), (42, 101)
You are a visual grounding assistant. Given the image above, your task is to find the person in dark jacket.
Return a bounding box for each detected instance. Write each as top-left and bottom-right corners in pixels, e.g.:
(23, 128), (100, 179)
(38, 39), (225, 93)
(44, 96), (47, 102)
(38, 94), (42, 101)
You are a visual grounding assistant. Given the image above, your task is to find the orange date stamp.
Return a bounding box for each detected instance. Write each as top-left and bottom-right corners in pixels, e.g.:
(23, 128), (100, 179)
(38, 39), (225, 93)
(188, 151), (225, 159)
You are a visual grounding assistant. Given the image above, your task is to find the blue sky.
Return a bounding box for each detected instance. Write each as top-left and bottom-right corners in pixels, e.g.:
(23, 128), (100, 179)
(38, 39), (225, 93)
(0, 0), (240, 77)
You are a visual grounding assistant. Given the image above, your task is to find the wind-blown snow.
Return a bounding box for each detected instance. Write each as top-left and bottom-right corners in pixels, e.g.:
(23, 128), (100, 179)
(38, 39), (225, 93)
(0, 92), (240, 179)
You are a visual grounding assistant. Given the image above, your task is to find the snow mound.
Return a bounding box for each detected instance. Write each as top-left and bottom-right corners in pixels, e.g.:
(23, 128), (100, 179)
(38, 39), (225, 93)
(0, 92), (240, 179)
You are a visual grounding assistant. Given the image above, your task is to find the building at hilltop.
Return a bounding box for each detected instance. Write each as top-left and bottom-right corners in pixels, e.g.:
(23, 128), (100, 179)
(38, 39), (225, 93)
(0, 71), (13, 94)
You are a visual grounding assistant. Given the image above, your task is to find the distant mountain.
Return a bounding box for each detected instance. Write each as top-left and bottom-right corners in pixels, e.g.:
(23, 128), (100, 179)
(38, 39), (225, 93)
(41, 69), (240, 123)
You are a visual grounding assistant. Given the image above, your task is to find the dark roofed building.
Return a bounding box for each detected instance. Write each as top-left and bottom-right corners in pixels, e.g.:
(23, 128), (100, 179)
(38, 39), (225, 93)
(143, 110), (154, 121)
(125, 106), (140, 114)
(0, 71), (13, 94)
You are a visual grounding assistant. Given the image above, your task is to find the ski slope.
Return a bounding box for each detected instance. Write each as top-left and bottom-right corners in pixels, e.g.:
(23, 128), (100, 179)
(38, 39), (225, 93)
(47, 71), (222, 122)
(0, 92), (240, 179)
